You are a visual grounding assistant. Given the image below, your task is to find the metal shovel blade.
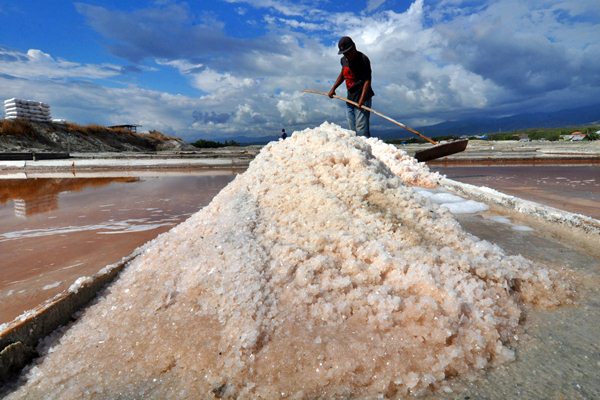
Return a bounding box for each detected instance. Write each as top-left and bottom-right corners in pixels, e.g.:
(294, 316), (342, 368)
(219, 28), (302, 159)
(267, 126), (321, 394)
(414, 139), (469, 162)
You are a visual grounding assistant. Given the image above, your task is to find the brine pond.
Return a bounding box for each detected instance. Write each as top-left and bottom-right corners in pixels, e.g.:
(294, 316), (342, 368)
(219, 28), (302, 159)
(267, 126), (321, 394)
(0, 170), (241, 324)
(0, 164), (599, 399)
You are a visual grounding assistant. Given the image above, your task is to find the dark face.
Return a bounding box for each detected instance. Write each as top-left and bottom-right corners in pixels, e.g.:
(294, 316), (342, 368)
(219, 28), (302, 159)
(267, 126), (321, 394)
(344, 47), (358, 60)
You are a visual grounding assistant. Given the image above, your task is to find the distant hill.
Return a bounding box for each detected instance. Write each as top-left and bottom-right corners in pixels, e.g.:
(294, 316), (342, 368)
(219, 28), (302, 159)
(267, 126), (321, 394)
(219, 103), (600, 145)
(412, 102), (600, 138)
(0, 119), (192, 152)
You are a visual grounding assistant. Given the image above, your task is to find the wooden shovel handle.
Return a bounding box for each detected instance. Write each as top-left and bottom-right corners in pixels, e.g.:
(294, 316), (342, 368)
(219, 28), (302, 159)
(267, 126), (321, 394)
(302, 89), (438, 145)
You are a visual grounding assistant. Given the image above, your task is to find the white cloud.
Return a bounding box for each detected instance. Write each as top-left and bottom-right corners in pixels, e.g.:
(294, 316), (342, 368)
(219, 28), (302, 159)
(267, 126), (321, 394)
(155, 59), (204, 74)
(222, 0), (315, 17)
(366, 0), (388, 13)
(0, 48), (122, 80)
(2, 1), (598, 141)
(191, 68), (257, 94)
(263, 15), (323, 31)
(0, 60), (205, 140)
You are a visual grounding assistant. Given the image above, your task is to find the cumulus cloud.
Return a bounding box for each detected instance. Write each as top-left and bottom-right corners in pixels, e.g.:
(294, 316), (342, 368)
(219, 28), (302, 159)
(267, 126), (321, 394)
(1, 1), (598, 140)
(366, 0), (388, 13)
(0, 72), (196, 131)
(74, 2), (280, 63)
(263, 15), (324, 31)
(192, 111), (231, 124)
(435, 2), (582, 91)
(222, 0), (318, 17)
(0, 47), (122, 80)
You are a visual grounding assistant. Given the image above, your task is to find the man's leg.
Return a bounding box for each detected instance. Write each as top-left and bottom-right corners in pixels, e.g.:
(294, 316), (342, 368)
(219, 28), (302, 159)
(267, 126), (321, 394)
(346, 102), (356, 133)
(355, 98), (371, 137)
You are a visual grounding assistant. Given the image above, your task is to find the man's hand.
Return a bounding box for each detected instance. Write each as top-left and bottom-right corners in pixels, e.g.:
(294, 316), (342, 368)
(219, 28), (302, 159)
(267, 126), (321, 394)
(328, 89), (335, 98)
(358, 80), (370, 109)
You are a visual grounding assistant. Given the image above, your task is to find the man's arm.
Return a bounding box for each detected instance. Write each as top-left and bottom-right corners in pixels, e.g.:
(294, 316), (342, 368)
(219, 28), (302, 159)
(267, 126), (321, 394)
(357, 79), (371, 109)
(328, 70), (344, 98)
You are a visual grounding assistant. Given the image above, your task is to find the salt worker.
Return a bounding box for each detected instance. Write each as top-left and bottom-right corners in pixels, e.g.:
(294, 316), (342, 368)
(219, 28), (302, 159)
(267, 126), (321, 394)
(328, 36), (375, 138)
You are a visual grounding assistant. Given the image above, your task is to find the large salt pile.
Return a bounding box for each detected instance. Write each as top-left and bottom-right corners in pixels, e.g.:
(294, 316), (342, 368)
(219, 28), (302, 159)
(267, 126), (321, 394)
(6, 123), (569, 399)
(3, 98), (51, 122)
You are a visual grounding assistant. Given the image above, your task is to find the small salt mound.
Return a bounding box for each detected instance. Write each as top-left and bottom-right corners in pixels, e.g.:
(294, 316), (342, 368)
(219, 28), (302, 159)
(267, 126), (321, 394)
(6, 123), (569, 399)
(414, 188), (489, 215)
(488, 215), (512, 225)
(485, 215), (535, 232)
(512, 224), (534, 232)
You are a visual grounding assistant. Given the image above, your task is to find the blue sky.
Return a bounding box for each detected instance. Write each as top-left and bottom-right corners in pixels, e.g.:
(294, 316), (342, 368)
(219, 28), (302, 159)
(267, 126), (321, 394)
(0, 0), (599, 141)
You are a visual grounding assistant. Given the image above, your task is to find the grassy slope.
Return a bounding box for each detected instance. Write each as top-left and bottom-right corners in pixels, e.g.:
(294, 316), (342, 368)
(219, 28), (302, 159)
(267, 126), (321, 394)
(0, 119), (185, 152)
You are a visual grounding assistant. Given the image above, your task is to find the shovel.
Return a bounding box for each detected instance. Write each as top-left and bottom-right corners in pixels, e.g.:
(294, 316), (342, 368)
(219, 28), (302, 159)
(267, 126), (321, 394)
(303, 89), (468, 162)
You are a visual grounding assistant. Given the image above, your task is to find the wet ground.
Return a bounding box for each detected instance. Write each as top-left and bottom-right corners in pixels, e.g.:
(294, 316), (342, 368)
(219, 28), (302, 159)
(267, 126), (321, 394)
(0, 164), (598, 398)
(1, 165), (598, 326)
(430, 212), (600, 400)
(433, 165), (600, 219)
(0, 171), (239, 324)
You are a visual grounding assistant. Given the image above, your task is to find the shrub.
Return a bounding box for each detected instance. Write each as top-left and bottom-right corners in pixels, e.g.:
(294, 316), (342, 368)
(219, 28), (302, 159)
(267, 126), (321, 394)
(0, 119), (36, 136)
(192, 139), (239, 148)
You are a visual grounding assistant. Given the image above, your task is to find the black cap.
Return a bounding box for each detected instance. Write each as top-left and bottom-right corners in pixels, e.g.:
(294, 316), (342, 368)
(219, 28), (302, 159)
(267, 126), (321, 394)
(337, 36), (355, 54)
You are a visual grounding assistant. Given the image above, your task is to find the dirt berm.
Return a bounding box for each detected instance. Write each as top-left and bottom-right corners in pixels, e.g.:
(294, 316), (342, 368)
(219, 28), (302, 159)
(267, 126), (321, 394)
(0, 119), (193, 153)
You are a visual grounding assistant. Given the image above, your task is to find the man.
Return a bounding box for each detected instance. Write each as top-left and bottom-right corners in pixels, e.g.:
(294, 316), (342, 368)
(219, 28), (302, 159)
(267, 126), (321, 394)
(328, 36), (375, 138)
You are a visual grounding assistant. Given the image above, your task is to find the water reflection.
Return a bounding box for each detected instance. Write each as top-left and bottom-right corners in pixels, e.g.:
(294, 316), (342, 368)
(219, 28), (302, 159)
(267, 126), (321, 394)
(0, 172), (237, 324)
(1, 178), (139, 218)
(432, 165), (600, 219)
(13, 195), (58, 218)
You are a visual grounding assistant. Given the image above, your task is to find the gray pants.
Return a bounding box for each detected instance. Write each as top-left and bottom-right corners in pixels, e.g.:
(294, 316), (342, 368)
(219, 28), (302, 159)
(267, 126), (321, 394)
(346, 98), (371, 138)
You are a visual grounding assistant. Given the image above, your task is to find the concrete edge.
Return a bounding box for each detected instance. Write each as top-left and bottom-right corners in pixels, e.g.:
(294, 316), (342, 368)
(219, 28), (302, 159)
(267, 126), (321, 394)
(440, 177), (600, 238)
(0, 251), (139, 383)
(0, 158), (252, 171)
(427, 157), (600, 166)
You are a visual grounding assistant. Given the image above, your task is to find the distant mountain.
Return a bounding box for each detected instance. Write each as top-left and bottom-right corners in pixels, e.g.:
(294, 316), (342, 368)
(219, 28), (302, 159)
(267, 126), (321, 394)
(412, 102), (600, 138)
(218, 103), (600, 144)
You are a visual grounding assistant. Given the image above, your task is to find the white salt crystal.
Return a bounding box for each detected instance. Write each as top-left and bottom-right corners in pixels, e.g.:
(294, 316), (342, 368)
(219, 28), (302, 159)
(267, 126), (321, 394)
(42, 281), (62, 291)
(4, 122), (570, 400)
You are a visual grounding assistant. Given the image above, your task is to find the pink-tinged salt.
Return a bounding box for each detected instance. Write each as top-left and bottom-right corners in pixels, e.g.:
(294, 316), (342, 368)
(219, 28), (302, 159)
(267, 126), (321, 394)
(6, 123), (569, 399)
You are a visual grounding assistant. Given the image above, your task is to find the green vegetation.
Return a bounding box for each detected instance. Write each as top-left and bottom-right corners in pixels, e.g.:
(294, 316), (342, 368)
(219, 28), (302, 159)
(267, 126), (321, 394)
(486, 133), (520, 141)
(489, 125), (600, 141)
(585, 132), (599, 140)
(191, 139), (240, 148)
(385, 124), (600, 144)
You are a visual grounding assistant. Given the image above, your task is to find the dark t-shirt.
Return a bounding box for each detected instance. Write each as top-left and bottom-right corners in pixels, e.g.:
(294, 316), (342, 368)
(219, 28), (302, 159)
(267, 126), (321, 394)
(341, 52), (375, 102)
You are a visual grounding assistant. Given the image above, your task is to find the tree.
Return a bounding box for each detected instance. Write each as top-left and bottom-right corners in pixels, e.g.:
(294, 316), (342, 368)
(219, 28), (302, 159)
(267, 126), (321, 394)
(191, 138), (240, 148)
